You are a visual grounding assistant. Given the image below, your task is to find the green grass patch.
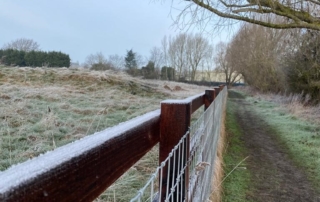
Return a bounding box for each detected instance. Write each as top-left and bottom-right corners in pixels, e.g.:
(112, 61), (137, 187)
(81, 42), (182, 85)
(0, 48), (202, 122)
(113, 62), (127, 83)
(248, 97), (320, 193)
(222, 100), (253, 202)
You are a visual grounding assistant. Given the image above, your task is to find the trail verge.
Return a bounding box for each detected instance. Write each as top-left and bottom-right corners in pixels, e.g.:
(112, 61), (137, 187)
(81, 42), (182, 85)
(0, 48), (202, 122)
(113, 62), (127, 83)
(226, 90), (320, 202)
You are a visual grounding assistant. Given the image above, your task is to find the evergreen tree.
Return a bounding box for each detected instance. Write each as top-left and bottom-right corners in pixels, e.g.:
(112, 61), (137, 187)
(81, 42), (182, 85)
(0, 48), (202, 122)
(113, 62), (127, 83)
(0, 49), (4, 64)
(125, 49), (138, 76)
(1, 49), (26, 66)
(24, 51), (37, 66)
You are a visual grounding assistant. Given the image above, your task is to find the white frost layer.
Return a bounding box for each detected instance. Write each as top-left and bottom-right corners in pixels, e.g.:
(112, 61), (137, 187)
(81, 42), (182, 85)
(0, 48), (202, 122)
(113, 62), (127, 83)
(161, 93), (204, 104)
(0, 109), (160, 193)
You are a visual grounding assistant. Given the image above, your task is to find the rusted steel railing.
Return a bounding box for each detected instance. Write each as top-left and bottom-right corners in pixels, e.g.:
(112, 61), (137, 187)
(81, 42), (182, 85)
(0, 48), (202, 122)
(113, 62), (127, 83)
(0, 86), (225, 202)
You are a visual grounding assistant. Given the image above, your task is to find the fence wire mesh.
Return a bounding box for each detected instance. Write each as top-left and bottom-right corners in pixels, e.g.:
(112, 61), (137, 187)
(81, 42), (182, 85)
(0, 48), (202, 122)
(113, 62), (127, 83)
(130, 87), (227, 202)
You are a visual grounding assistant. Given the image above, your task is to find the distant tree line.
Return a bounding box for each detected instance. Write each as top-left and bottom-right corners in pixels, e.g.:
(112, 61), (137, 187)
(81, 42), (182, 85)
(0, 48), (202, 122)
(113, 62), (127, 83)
(84, 33), (212, 82)
(0, 49), (70, 67)
(84, 49), (176, 81)
(124, 49), (175, 80)
(82, 27), (319, 103)
(119, 32), (212, 81)
(0, 38), (70, 67)
(215, 18), (320, 103)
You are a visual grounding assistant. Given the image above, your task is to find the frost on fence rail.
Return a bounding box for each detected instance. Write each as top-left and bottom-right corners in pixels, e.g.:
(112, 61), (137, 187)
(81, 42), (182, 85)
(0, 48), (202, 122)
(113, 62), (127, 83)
(130, 87), (227, 202)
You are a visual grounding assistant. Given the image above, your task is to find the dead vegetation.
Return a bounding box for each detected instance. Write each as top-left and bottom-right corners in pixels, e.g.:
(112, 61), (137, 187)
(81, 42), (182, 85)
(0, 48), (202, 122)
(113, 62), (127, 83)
(237, 86), (320, 125)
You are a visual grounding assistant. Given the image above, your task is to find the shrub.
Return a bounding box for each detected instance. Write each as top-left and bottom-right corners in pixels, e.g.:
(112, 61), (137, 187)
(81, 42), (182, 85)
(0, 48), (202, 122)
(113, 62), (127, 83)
(284, 30), (320, 103)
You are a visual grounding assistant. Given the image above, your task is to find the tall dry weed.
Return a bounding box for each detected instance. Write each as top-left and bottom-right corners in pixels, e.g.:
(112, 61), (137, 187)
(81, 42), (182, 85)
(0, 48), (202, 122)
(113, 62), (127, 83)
(236, 86), (320, 125)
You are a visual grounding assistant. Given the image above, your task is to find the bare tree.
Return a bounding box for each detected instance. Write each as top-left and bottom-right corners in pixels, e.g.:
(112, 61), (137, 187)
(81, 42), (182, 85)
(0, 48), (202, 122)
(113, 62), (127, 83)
(149, 46), (164, 79)
(202, 47), (215, 81)
(84, 52), (107, 68)
(2, 38), (40, 52)
(175, 0), (320, 31)
(161, 36), (169, 80)
(135, 53), (146, 68)
(214, 42), (242, 86)
(168, 33), (188, 80)
(166, 33), (213, 81)
(227, 22), (289, 91)
(84, 52), (115, 70)
(149, 46), (164, 69)
(186, 34), (212, 81)
(161, 36), (169, 67)
(108, 54), (124, 70)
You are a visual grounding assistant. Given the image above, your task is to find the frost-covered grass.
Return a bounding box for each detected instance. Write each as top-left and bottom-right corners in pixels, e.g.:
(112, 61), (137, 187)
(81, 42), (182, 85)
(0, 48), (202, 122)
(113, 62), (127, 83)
(222, 99), (252, 202)
(238, 86), (320, 125)
(223, 88), (320, 199)
(239, 88), (320, 193)
(0, 66), (208, 201)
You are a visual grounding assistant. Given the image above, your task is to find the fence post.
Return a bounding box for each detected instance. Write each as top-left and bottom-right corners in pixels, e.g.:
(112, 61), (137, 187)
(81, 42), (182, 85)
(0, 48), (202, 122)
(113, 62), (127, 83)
(213, 87), (220, 96)
(219, 85), (225, 91)
(160, 101), (191, 202)
(204, 90), (215, 110)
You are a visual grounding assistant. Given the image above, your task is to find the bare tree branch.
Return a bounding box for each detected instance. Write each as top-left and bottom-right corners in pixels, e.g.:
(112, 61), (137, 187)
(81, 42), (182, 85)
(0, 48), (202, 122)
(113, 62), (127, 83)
(173, 0), (320, 30)
(2, 38), (40, 52)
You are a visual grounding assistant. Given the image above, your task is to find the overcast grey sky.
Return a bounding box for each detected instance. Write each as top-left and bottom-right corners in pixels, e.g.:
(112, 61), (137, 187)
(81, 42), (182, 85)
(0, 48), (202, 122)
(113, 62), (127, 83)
(1, 1), (231, 64)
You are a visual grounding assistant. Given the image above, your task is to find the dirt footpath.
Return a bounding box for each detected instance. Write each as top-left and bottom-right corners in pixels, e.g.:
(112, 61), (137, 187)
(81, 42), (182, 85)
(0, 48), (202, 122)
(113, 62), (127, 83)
(228, 91), (320, 202)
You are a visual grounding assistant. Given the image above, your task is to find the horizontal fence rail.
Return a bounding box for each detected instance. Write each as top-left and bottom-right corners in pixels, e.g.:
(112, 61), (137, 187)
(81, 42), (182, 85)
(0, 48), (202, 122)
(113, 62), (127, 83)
(0, 111), (161, 202)
(0, 86), (227, 202)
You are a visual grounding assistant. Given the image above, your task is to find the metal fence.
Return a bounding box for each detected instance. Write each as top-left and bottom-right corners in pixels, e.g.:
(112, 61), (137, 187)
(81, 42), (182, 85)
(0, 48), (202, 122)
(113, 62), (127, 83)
(131, 87), (227, 202)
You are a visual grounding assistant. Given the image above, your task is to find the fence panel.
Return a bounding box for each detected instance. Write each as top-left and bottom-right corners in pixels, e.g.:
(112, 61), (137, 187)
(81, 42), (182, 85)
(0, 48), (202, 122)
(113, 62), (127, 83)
(131, 87), (227, 202)
(190, 86), (227, 201)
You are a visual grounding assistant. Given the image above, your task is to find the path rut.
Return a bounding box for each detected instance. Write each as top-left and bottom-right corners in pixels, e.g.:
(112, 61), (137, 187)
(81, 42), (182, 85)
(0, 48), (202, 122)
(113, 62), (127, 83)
(229, 91), (320, 202)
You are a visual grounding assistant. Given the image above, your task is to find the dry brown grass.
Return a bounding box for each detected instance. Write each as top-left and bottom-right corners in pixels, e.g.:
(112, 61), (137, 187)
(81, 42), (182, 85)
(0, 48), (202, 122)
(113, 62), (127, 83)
(0, 66), (209, 201)
(272, 93), (320, 125)
(234, 86), (320, 125)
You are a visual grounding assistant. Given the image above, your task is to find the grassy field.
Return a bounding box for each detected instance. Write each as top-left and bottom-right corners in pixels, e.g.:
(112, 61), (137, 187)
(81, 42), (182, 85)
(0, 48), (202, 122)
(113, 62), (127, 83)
(0, 66), (208, 201)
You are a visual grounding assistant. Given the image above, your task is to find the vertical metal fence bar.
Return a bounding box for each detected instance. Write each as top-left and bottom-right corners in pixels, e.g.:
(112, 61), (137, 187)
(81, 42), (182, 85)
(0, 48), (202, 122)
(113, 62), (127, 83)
(159, 165), (164, 202)
(166, 158), (171, 200)
(177, 144), (181, 202)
